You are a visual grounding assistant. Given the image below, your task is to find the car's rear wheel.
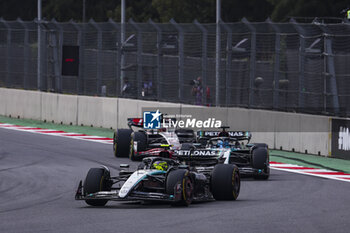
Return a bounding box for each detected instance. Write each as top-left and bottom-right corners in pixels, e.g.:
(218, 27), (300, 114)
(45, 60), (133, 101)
(166, 169), (193, 206)
(129, 132), (147, 161)
(113, 129), (132, 157)
(83, 168), (111, 206)
(251, 146), (270, 180)
(211, 164), (240, 200)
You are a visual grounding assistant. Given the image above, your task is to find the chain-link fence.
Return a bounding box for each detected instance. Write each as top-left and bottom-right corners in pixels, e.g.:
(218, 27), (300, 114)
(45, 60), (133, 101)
(0, 18), (350, 116)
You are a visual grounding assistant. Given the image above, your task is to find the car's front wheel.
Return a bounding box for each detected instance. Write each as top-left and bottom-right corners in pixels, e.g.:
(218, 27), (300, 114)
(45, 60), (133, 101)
(166, 169), (193, 206)
(83, 168), (111, 206)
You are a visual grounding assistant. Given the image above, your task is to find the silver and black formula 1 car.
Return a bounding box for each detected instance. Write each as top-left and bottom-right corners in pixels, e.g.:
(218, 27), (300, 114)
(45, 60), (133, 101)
(113, 117), (196, 160)
(176, 127), (270, 180)
(75, 155), (240, 207)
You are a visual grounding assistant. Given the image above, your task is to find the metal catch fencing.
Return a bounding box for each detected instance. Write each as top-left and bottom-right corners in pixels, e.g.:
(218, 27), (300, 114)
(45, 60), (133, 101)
(0, 18), (350, 117)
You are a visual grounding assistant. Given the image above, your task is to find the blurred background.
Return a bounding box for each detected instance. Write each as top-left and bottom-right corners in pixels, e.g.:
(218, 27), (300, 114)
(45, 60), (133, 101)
(0, 0), (348, 23)
(0, 0), (350, 117)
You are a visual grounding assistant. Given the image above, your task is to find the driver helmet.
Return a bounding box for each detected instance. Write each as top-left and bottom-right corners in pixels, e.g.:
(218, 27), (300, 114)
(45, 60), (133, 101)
(152, 161), (168, 171)
(217, 139), (224, 148)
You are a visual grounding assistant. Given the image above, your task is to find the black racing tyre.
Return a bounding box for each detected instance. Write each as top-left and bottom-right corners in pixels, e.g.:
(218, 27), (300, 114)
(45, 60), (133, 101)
(251, 147), (268, 169)
(83, 168), (111, 206)
(129, 131), (147, 161)
(211, 164), (240, 201)
(251, 147), (270, 180)
(113, 129), (132, 158)
(166, 169), (193, 206)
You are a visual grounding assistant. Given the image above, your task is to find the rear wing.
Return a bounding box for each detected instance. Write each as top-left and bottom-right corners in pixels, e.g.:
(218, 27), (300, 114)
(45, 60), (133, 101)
(127, 115), (174, 128)
(197, 131), (251, 140)
(127, 118), (143, 127)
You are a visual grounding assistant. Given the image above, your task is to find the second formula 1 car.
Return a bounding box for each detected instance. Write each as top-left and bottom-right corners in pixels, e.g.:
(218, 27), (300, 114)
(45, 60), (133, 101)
(176, 127), (270, 180)
(113, 117), (196, 160)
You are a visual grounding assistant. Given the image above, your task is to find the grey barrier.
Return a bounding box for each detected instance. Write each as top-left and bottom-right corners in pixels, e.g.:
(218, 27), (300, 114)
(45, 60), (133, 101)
(0, 87), (331, 156)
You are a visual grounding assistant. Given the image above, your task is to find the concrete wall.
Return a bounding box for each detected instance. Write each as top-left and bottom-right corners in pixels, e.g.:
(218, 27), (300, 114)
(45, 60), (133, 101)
(77, 96), (118, 128)
(0, 88), (42, 120)
(0, 87), (331, 156)
(41, 93), (78, 125)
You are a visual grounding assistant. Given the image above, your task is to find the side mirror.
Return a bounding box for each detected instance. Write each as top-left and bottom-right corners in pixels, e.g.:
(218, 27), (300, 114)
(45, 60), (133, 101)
(120, 164), (130, 169)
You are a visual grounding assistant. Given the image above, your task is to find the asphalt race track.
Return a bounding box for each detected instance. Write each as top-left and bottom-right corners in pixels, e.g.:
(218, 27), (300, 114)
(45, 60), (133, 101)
(1, 128), (350, 233)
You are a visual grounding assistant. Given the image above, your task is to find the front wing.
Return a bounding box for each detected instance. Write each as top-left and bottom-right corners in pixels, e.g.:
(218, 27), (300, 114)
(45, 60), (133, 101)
(75, 180), (182, 203)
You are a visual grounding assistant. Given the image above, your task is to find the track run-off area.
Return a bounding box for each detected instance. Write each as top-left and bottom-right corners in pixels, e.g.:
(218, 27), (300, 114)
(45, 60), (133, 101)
(0, 122), (350, 233)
